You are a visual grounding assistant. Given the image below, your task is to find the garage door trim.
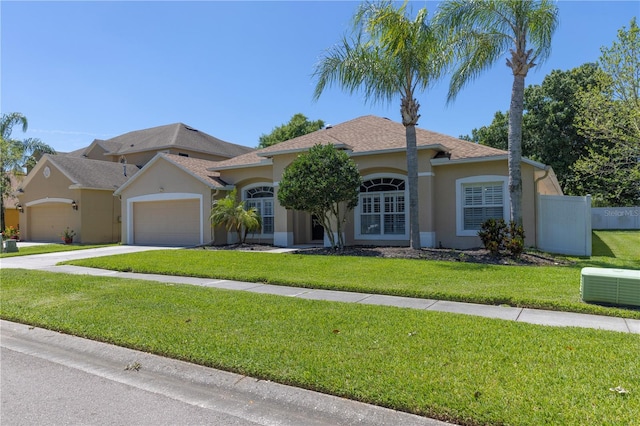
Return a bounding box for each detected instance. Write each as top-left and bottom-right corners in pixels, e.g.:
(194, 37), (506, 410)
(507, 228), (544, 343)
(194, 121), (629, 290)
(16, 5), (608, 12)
(26, 197), (75, 207)
(126, 193), (203, 245)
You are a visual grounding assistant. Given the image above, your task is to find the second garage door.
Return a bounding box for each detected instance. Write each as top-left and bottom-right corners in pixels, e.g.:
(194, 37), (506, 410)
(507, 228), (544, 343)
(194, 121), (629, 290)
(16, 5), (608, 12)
(133, 199), (200, 246)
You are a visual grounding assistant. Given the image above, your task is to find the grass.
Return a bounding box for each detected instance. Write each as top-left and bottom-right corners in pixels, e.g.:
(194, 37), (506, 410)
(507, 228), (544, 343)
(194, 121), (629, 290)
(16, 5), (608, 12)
(0, 243), (114, 258)
(62, 230), (640, 319)
(1, 269), (638, 426)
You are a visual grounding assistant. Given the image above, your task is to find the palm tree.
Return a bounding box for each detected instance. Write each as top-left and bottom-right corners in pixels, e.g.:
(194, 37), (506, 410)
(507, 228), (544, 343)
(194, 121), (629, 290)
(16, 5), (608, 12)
(313, 1), (450, 250)
(435, 0), (559, 225)
(210, 189), (262, 244)
(0, 113), (56, 231)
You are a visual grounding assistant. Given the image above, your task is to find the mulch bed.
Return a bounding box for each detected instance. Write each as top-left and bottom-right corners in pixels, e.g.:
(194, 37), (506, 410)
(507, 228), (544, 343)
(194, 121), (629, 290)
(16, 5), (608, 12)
(200, 244), (570, 266)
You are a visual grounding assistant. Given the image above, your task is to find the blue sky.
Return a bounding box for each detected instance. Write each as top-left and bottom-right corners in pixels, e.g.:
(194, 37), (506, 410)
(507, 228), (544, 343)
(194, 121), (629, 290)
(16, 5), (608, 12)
(1, 1), (638, 152)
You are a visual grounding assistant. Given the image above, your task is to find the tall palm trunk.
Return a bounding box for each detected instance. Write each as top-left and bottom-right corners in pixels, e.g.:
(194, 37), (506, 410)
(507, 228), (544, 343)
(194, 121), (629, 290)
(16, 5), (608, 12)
(508, 73), (525, 226)
(402, 96), (421, 249)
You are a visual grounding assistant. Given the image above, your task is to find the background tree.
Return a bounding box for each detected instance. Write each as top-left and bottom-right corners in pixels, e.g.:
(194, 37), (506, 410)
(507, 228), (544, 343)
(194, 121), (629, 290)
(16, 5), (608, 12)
(258, 113), (325, 149)
(314, 0), (450, 249)
(0, 112), (56, 231)
(277, 144), (362, 250)
(210, 189), (262, 244)
(569, 18), (640, 206)
(463, 63), (602, 191)
(435, 0), (558, 226)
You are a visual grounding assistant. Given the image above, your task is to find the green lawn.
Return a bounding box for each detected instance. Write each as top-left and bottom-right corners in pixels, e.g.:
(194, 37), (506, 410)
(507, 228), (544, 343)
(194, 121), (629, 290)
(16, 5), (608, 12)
(0, 243), (114, 258)
(1, 269), (638, 426)
(62, 230), (640, 319)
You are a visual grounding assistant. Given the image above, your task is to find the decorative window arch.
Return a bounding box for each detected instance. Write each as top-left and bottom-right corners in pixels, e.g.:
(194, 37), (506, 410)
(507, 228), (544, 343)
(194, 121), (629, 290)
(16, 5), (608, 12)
(355, 174), (409, 240)
(243, 184), (274, 235)
(455, 175), (509, 237)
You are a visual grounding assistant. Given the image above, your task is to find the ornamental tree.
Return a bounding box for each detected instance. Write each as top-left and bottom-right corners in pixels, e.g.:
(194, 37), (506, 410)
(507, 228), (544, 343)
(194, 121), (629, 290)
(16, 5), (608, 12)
(277, 144), (362, 250)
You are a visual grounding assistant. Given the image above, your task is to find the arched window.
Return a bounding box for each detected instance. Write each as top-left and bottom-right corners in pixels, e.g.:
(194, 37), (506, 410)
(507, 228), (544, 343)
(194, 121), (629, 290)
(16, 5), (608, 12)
(244, 185), (274, 235)
(357, 176), (408, 239)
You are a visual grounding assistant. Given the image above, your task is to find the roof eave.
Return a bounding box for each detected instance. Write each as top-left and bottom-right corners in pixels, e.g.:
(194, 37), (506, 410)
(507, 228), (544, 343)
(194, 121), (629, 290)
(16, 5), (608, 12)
(431, 155), (547, 169)
(208, 158), (273, 172)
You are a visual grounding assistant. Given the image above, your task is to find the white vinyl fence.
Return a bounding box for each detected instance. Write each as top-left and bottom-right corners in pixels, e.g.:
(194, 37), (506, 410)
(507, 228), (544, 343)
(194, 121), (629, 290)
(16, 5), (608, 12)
(537, 195), (592, 256)
(592, 207), (640, 230)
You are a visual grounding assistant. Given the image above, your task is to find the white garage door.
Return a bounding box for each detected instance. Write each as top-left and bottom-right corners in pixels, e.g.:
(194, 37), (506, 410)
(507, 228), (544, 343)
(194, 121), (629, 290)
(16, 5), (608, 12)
(29, 204), (73, 242)
(133, 199), (200, 246)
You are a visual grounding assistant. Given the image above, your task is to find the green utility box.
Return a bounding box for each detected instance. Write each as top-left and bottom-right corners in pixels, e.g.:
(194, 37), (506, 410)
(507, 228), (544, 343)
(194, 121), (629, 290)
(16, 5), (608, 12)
(3, 239), (18, 253)
(581, 267), (640, 307)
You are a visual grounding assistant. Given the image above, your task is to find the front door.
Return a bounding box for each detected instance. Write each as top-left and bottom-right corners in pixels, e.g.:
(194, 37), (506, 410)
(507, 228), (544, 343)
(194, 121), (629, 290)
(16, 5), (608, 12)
(311, 215), (324, 241)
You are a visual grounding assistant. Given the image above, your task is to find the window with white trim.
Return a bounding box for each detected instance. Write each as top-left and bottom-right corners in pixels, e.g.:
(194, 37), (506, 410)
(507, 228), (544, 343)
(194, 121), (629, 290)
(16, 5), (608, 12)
(358, 177), (407, 237)
(244, 186), (274, 235)
(456, 176), (509, 236)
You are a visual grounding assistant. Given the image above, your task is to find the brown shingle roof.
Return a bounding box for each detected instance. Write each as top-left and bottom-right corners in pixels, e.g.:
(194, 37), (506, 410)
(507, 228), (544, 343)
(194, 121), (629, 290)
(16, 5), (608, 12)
(46, 154), (139, 190)
(104, 123), (253, 158)
(161, 153), (229, 188)
(210, 115), (506, 170)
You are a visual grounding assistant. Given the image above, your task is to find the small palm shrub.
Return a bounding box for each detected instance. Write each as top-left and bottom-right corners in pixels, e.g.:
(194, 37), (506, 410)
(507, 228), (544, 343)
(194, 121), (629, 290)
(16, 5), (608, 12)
(210, 189), (262, 244)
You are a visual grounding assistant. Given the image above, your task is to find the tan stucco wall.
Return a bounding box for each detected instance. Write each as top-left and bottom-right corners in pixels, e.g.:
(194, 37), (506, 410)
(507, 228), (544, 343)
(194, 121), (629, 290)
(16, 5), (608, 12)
(216, 150), (550, 250)
(79, 189), (121, 243)
(118, 158), (216, 245)
(432, 161), (540, 249)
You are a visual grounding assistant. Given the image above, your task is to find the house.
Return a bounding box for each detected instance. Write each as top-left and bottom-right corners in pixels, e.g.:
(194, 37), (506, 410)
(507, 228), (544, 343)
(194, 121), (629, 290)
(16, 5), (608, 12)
(204, 115), (562, 249)
(3, 173), (24, 231)
(16, 123), (253, 243)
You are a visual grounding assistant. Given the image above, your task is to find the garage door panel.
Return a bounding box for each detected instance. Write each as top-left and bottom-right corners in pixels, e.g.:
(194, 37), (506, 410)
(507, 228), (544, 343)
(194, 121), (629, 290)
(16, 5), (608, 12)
(133, 200), (200, 246)
(29, 204), (73, 242)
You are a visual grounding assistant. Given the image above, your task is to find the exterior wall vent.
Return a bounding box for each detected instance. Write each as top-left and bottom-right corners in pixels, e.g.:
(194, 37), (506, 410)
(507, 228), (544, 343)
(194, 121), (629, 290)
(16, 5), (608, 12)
(581, 267), (640, 307)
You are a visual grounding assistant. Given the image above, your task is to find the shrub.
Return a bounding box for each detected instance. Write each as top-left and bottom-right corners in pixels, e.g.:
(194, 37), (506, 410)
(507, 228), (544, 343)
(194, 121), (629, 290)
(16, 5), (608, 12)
(478, 219), (525, 259)
(504, 221), (526, 259)
(478, 219), (506, 256)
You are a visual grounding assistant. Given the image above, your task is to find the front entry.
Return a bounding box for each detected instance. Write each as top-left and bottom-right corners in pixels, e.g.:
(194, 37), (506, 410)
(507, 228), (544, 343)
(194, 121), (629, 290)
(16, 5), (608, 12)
(311, 214), (324, 241)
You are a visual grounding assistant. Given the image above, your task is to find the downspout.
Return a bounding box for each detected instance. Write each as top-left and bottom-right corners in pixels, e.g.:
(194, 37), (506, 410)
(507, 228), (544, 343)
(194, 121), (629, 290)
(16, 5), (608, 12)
(533, 166), (551, 249)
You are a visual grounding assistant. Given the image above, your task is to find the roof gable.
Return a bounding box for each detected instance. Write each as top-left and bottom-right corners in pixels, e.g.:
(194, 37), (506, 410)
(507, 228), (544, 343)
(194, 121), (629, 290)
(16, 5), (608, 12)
(19, 154), (139, 191)
(114, 153), (230, 196)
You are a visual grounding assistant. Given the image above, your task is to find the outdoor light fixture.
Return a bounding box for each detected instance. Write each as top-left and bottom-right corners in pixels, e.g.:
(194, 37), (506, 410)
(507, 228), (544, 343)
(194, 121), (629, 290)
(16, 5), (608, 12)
(17, 204), (24, 213)
(71, 200), (78, 210)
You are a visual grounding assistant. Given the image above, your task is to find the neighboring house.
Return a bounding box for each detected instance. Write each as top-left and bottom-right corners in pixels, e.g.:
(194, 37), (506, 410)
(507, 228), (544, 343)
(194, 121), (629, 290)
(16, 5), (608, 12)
(17, 123), (253, 243)
(202, 115), (562, 249)
(16, 155), (139, 243)
(3, 173), (24, 231)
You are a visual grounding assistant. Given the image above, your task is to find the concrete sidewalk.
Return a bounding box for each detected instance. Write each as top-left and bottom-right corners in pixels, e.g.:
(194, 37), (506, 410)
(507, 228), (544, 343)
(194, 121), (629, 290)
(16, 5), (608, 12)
(2, 245), (639, 334)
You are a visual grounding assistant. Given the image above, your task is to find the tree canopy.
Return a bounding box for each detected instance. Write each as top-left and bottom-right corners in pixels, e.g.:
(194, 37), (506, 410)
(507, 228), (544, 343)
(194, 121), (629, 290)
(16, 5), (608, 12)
(1, 112), (56, 231)
(314, 0), (450, 249)
(435, 0), (559, 226)
(257, 113), (325, 149)
(277, 144), (362, 250)
(569, 18), (640, 206)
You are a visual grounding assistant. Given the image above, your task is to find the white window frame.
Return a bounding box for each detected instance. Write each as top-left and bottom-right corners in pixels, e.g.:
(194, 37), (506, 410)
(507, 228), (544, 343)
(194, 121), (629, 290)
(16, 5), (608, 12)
(355, 173), (409, 241)
(243, 183), (274, 236)
(456, 175), (509, 237)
